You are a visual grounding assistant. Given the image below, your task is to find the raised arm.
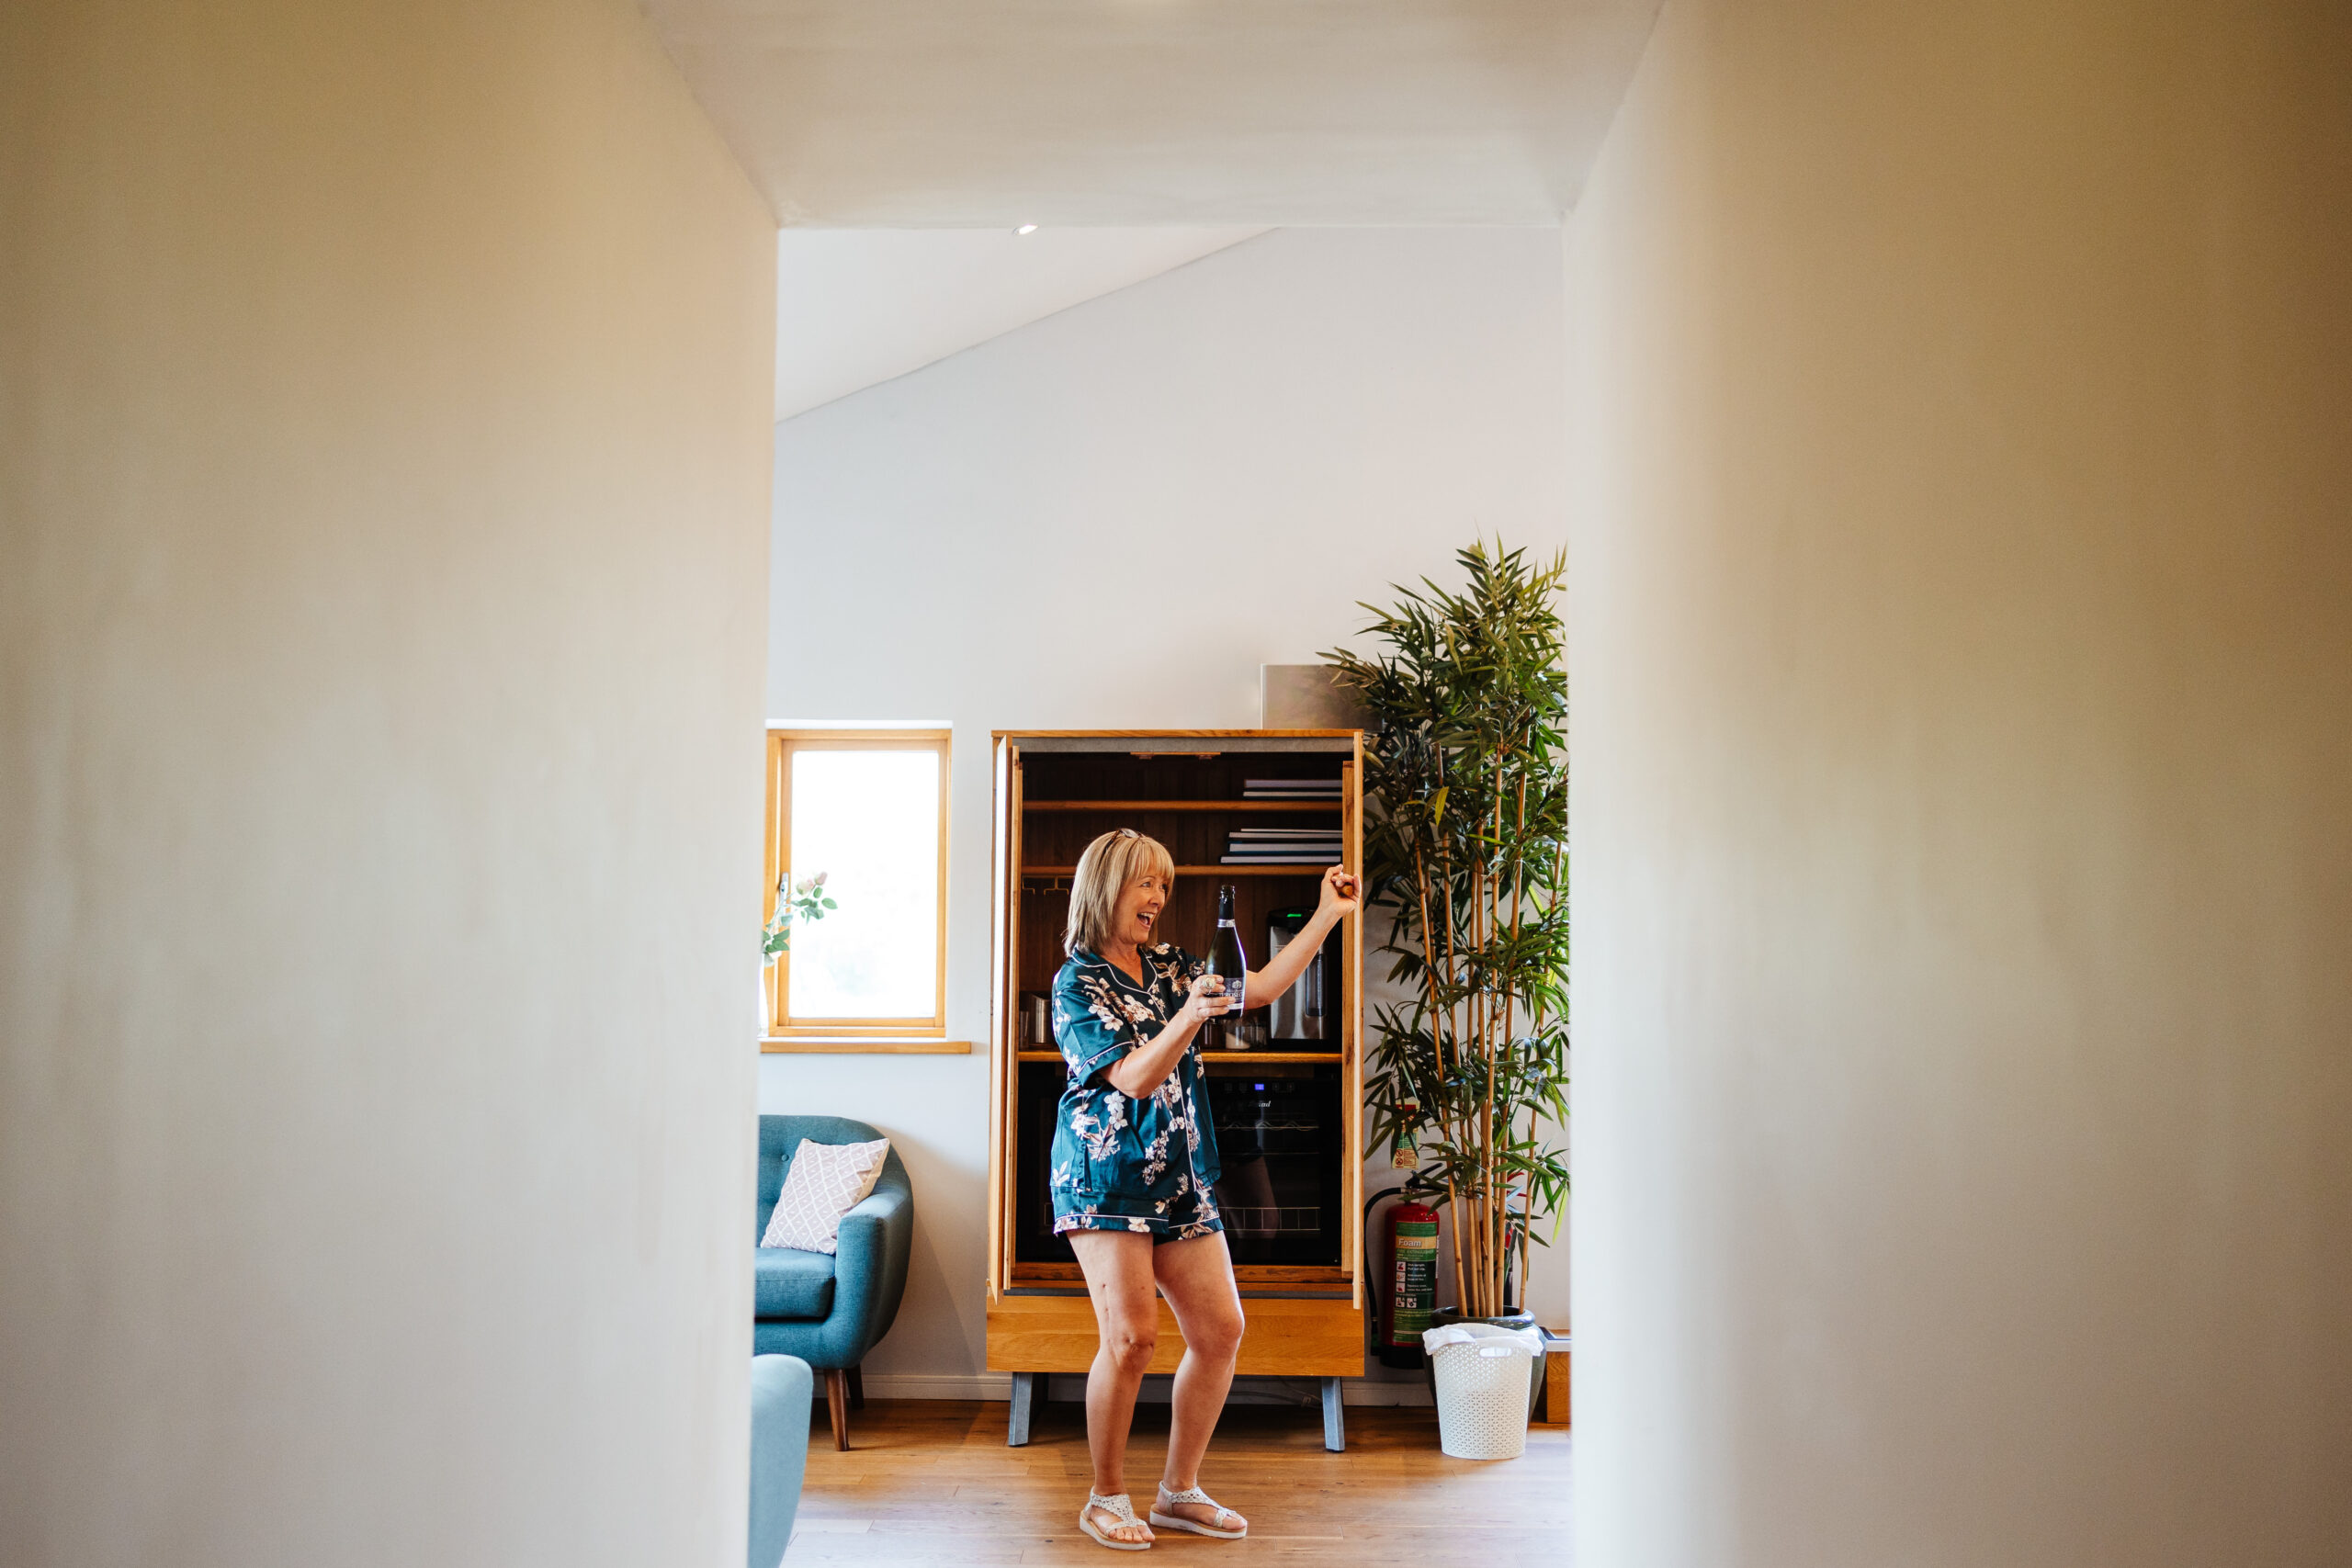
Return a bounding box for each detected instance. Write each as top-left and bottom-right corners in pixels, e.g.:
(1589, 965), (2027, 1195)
(1244, 865), (1361, 1005)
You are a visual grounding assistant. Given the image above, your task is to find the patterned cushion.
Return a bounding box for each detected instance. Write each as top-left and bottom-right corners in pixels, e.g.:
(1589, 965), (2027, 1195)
(759, 1137), (891, 1256)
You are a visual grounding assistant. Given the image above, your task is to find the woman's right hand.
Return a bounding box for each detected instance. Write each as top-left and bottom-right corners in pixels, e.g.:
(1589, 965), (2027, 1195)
(1181, 973), (1236, 1026)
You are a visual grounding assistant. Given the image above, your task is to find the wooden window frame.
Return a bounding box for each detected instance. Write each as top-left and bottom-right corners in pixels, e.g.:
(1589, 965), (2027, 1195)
(763, 728), (951, 1043)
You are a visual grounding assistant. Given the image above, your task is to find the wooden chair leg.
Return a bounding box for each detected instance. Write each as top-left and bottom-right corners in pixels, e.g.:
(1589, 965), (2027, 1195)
(825, 1367), (851, 1451)
(847, 1363), (865, 1410)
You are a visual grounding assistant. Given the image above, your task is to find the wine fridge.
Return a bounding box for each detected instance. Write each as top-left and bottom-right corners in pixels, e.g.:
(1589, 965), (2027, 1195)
(1014, 1060), (1346, 1268)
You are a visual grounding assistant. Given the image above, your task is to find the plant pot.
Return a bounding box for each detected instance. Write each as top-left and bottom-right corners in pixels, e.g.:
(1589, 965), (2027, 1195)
(1424, 1308), (1545, 1416)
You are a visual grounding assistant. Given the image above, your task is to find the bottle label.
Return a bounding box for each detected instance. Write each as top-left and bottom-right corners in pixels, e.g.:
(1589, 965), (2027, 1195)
(1210, 889), (1246, 1020)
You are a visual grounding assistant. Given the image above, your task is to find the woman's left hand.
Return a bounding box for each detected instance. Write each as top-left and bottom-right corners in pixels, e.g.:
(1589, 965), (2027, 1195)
(1317, 865), (1363, 919)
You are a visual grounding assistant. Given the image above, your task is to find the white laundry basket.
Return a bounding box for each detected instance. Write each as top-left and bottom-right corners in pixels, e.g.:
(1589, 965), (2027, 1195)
(1423, 1321), (1544, 1460)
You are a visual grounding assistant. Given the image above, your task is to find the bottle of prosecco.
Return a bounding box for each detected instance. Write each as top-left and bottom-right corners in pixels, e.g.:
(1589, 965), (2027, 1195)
(1204, 884), (1248, 1045)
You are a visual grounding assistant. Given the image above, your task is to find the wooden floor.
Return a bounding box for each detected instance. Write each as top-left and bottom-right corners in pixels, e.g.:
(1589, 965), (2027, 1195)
(789, 1399), (1570, 1566)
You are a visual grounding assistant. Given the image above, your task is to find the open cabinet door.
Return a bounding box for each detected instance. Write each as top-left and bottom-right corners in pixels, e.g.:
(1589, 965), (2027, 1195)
(986, 738), (1023, 1303)
(1340, 748), (1365, 1310)
(762, 733), (785, 1039)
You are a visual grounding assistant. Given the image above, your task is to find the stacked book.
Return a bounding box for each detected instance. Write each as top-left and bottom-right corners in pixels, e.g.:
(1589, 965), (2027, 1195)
(1220, 827), (1344, 865)
(1241, 776), (1343, 800)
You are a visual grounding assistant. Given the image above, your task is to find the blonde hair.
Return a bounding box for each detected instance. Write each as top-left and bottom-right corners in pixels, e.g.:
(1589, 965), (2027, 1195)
(1064, 829), (1176, 956)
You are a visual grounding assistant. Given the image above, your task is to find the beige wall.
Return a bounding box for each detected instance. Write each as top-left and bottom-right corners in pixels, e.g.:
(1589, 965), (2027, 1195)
(1565, 0), (2352, 1562)
(0, 3), (775, 1565)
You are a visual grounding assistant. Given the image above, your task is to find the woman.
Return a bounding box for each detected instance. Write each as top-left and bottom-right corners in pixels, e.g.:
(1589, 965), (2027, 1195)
(1050, 828), (1360, 1551)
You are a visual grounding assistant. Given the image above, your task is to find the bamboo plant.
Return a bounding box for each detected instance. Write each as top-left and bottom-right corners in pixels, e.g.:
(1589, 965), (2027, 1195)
(1323, 542), (1570, 1320)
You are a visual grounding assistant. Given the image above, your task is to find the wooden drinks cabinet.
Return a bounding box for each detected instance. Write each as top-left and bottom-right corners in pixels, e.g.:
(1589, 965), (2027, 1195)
(987, 730), (1368, 1449)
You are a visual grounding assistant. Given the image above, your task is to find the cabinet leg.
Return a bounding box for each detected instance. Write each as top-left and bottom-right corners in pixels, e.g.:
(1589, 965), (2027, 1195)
(1008, 1371), (1037, 1447)
(1321, 1378), (1346, 1452)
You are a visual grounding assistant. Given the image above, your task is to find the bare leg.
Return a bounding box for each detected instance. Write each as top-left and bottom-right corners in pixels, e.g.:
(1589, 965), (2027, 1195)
(1152, 1230), (1250, 1533)
(1067, 1229), (1159, 1546)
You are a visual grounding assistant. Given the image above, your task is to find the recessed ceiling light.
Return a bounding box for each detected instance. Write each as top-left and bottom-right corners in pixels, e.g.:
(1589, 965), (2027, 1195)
(1014, 223), (1038, 236)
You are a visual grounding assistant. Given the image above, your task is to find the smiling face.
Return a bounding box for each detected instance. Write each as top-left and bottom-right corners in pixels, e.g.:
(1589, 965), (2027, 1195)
(1062, 829), (1176, 959)
(1111, 868), (1171, 950)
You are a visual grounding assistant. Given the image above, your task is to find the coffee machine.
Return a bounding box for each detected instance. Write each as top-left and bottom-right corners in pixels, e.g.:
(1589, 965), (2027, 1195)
(1265, 908), (1336, 1046)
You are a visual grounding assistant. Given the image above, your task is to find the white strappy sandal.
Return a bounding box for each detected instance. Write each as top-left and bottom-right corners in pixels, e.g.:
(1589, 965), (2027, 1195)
(1079, 1492), (1154, 1551)
(1150, 1482), (1248, 1540)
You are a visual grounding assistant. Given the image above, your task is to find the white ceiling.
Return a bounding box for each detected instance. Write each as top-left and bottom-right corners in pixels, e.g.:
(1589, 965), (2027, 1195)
(774, 226), (1265, 420)
(644, 0), (1665, 226)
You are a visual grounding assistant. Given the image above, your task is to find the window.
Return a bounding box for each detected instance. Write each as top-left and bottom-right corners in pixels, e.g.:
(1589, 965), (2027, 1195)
(763, 729), (949, 1043)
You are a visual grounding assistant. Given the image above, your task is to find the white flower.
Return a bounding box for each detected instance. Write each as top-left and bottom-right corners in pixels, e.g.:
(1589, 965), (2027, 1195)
(1078, 1095), (1126, 1160)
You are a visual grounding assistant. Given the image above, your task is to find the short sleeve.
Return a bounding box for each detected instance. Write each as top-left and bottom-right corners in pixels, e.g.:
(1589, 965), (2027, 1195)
(1053, 963), (1136, 1088)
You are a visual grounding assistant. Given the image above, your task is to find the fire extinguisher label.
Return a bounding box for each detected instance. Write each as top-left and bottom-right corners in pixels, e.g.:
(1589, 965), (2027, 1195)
(1388, 1217), (1440, 1346)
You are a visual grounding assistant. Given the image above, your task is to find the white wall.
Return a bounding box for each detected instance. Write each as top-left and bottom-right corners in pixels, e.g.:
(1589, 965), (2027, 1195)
(0, 4), (776, 1565)
(1566, 0), (2352, 1562)
(773, 227), (1265, 419)
(767, 227), (1569, 1393)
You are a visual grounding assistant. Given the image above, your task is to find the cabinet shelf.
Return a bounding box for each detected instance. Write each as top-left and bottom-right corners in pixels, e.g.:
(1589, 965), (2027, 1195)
(1014, 1049), (1345, 1065)
(1023, 799), (1342, 813)
(1012, 1260), (1351, 1291)
(1022, 863), (1336, 878)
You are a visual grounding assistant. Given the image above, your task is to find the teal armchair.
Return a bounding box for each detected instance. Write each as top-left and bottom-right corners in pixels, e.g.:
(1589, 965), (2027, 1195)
(753, 1114), (912, 1450)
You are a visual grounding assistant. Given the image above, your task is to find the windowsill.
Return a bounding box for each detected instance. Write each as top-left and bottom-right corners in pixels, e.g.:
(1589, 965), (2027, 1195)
(760, 1037), (973, 1055)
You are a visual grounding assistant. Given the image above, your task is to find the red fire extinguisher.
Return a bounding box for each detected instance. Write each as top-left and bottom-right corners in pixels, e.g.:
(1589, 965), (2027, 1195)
(1375, 1100), (1442, 1369)
(1380, 1196), (1442, 1370)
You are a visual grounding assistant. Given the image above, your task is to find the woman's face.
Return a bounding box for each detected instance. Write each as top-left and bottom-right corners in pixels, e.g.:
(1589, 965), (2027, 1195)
(1111, 869), (1170, 948)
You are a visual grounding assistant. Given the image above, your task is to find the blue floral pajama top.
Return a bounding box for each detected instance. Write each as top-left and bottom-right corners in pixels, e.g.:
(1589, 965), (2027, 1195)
(1049, 944), (1225, 1242)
